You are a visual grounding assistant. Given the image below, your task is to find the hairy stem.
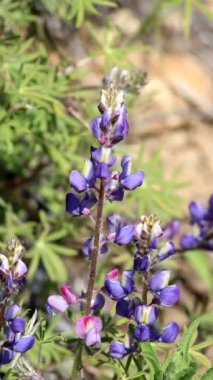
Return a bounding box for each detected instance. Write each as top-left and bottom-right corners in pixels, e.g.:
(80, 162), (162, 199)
(70, 340), (83, 380)
(142, 272), (148, 304)
(85, 179), (105, 314)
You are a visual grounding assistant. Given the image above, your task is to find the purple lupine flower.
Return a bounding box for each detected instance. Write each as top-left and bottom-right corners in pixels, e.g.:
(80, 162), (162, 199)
(156, 241), (175, 262)
(163, 220), (180, 239)
(134, 305), (158, 325)
(47, 285), (77, 313)
(0, 304), (35, 365)
(105, 157), (144, 202)
(90, 146), (115, 179)
(90, 293), (105, 312)
(104, 269), (134, 300)
(134, 324), (150, 341)
(134, 253), (149, 271)
(109, 333), (136, 359)
(75, 315), (102, 346)
(82, 235), (108, 256)
(160, 322), (179, 343)
(180, 233), (197, 249)
(180, 194), (213, 251)
(116, 298), (141, 319)
(149, 270), (179, 307)
(106, 214), (135, 245)
(69, 160), (95, 192)
(66, 191), (97, 217)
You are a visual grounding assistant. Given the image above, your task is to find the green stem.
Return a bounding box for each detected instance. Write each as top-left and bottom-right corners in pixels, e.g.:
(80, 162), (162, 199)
(70, 340), (83, 380)
(85, 179), (105, 314)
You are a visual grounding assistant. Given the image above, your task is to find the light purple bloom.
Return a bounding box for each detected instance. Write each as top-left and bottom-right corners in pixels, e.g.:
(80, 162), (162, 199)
(75, 315), (102, 346)
(47, 285), (77, 313)
(104, 269), (134, 300)
(149, 270), (170, 292)
(134, 305), (158, 325)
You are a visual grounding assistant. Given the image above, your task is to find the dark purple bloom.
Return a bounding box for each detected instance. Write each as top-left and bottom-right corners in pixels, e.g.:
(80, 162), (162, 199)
(82, 236), (108, 256)
(0, 348), (13, 365)
(90, 293), (105, 312)
(106, 214), (135, 245)
(13, 336), (35, 353)
(120, 156), (144, 190)
(109, 341), (131, 359)
(134, 324), (150, 341)
(134, 254), (149, 271)
(10, 317), (25, 333)
(66, 191), (97, 217)
(160, 322), (179, 343)
(69, 160), (95, 192)
(104, 269), (134, 300)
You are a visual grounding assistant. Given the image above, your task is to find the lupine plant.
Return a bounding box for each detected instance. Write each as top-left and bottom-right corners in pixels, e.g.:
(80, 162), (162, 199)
(45, 69), (182, 379)
(0, 238), (35, 367)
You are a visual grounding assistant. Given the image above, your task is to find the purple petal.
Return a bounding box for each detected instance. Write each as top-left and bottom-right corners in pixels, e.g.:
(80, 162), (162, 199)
(157, 242), (175, 262)
(189, 201), (206, 223)
(5, 304), (21, 321)
(163, 220), (180, 239)
(134, 305), (158, 325)
(112, 114), (129, 145)
(101, 108), (111, 127)
(85, 327), (101, 346)
(90, 117), (102, 139)
(116, 299), (133, 318)
(134, 324), (150, 341)
(149, 270), (170, 291)
(159, 285), (180, 307)
(95, 162), (110, 179)
(107, 185), (124, 201)
(66, 192), (80, 216)
(0, 348), (13, 365)
(13, 335), (35, 353)
(115, 225), (135, 245)
(83, 160), (95, 186)
(10, 317), (25, 333)
(134, 254), (149, 272)
(120, 156), (132, 179)
(82, 237), (93, 256)
(104, 278), (126, 300)
(160, 322), (179, 343)
(120, 171), (144, 190)
(122, 270), (134, 294)
(69, 170), (87, 192)
(14, 259), (27, 279)
(81, 191), (97, 212)
(91, 293), (105, 311)
(47, 295), (69, 312)
(180, 233), (197, 249)
(106, 214), (120, 233)
(109, 341), (129, 359)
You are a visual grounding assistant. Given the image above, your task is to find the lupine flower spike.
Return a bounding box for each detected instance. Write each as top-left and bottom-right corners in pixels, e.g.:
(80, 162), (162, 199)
(47, 69), (179, 363)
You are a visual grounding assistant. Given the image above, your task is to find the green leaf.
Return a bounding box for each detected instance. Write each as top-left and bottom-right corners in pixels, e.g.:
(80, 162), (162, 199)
(201, 368), (213, 380)
(189, 351), (211, 368)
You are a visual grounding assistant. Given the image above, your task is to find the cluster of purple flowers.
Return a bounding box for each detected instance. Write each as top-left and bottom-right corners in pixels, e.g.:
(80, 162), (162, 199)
(47, 71), (180, 354)
(104, 215), (180, 359)
(0, 238), (35, 365)
(180, 194), (213, 251)
(0, 304), (35, 365)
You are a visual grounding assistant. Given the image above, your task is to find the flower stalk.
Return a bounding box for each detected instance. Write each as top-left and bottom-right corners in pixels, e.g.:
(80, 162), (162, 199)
(85, 179), (105, 314)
